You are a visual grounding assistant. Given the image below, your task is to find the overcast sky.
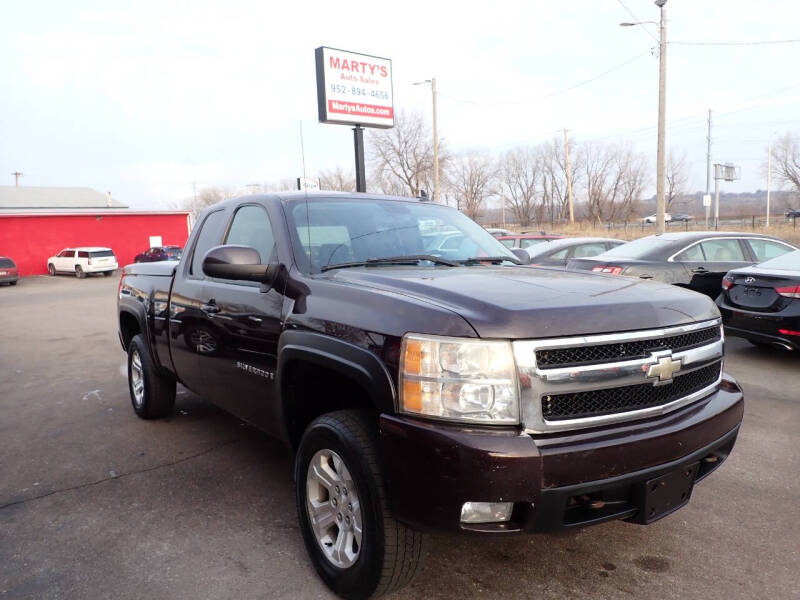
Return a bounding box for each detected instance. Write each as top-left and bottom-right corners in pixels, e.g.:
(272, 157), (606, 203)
(2, 0), (799, 209)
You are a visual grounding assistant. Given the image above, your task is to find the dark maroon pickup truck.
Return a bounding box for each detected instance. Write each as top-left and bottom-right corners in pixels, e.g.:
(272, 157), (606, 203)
(117, 193), (743, 599)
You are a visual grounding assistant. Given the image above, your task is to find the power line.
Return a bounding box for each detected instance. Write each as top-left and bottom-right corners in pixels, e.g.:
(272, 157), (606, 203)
(614, 0), (659, 43)
(670, 38), (800, 46)
(440, 50), (650, 107)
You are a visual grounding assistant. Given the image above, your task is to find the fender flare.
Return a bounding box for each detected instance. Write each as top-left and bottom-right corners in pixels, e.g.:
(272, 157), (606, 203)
(277, 330), (397, 421)
(118, 302), (162, 371)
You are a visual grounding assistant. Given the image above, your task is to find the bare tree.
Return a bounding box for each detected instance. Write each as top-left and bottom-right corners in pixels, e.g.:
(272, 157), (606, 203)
(319, 165), (355, 192)
(579, 142), (648, 222)
(368, 109), (447, 197)
(448, 152), (495, 220)
(771, 133), (800, 204)
(665, 150), (690, 210)
(497, 147), (540, 227)
(176, 186), (237, 218)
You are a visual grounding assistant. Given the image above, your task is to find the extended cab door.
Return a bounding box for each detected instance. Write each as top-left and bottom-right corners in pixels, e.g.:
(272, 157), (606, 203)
(198, 203), (285, 434)
(169, 208), (229, 394)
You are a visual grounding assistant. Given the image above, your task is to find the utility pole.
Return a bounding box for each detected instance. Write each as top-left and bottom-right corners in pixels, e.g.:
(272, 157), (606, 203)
(414, 78), (440, 202)
(432, 78), (439, 204)
(705, 109), (712, 228)
(655, 0), (667, 235)
(766, 137), (773, 227)
(12, 171), (23, 187)
(563, 129), (574, 224)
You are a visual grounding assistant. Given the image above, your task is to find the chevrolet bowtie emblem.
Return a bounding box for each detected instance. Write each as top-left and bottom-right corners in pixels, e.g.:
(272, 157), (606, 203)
(645, 353), (682, 384)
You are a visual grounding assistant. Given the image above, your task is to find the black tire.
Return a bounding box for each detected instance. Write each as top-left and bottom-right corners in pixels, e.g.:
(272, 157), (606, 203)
(127, 333), (176, 419)
(75, 265), (86, 279)
(9, 281), (17, 286)
(48, 263), (56, 276)
(295, 410), (425, 599)
(103, 270), (114, 277)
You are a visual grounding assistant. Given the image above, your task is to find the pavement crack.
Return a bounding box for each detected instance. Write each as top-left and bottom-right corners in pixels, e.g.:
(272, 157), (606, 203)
(0, 437), (243, 511)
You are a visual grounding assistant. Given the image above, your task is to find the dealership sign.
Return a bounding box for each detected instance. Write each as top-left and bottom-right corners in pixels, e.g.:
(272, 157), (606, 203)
(315, 47), (394, 129)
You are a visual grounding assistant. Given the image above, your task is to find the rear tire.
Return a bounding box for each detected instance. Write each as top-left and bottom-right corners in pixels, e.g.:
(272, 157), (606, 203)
(75, 265), (86, 279)
(48, 264), (56, 276)
(295, 410), (425, 599)
(9, 281), (17, 286)
(127, 333), (176, 419)
(103, 270), (113, 277)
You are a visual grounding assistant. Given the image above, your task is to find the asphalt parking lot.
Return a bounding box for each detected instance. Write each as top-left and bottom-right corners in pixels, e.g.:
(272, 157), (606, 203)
(1, 275), (799, 600)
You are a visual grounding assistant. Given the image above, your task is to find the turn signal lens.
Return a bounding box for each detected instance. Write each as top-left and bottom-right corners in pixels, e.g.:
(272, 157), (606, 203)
(592, 265), (623, 275)
(775, 285), (800, 299)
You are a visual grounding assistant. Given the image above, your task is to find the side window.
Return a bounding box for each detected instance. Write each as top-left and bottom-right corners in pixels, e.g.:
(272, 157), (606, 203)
(549, 247), (571, 260)
(572, 243), (608, 258)
(699, 239), (746, 262)
(78, 251), (89, 259)
(499, 239), (515, 249)
(224, 205), (276, 264)
(190, 210), (227, 276)
(747, 239), (793, 262)
(521, 238), (545, 249)
(674, 244), (704, 261)
(58, 250), (71, 258)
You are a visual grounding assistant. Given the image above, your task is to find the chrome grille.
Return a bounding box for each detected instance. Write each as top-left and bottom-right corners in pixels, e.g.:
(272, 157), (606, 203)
(542, 361), (722, 421)
(512, 319), (724, 433)
(535, 326), (721, 369)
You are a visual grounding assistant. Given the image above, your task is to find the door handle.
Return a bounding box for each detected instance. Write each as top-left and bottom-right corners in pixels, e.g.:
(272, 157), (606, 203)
(202, 301), (220, 314)
(691, 267), (708, 274)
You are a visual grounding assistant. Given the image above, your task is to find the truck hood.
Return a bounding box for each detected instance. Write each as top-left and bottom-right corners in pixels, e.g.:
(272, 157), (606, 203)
(324, 265), (718, 339)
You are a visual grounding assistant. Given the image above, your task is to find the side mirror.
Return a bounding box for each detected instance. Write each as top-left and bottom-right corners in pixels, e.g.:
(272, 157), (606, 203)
(202, 245), (278, 285)
(510, 248), (531, 265)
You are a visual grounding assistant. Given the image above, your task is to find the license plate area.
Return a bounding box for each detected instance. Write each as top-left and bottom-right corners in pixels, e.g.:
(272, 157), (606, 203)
(631, 462), (699, 524)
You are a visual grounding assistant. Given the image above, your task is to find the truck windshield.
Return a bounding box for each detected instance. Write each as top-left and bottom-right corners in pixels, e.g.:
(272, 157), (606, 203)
(289, 198), (517, 273)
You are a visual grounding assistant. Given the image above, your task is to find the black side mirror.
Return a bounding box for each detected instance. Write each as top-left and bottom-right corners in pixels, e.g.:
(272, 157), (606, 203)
(202, 245), (278, 285)
(510, 248), (531, 265)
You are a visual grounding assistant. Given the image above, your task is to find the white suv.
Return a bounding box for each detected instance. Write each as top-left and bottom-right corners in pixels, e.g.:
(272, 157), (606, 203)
(47, 247), (119, 278)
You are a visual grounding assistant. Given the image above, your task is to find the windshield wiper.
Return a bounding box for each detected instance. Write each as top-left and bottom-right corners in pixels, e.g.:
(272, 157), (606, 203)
(459, 256), (521, 265)
(321, 254), (460, 272)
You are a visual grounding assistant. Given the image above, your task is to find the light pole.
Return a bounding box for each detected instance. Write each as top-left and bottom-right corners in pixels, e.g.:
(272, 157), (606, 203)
(413, 78), (440, 203)
(621, 0), (667, 235)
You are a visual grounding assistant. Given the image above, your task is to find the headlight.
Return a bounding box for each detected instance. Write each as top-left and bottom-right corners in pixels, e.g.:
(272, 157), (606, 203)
(399, 334), (519, 424)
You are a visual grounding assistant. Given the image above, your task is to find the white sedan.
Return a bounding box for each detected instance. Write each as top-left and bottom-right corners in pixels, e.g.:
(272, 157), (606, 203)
(643, 213), (672, 224)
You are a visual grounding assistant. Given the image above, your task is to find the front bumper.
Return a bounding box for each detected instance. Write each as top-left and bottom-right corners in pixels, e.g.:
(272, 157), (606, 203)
(379, 374), (743, 533)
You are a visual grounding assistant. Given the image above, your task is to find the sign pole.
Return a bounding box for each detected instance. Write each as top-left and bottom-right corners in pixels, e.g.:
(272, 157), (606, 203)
(353, 125), (366, 193)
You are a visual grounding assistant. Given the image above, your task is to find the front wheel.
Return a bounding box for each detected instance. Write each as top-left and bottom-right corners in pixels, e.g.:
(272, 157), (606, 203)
(48, 264), (56, 276)
(127, 334), (176, 419)
(295, 410), (425, 599)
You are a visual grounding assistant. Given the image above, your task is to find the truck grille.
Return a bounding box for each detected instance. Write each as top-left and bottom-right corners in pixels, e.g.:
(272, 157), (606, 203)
(512, 319), (725, 433)
(535, 325), (720, 369)
(542, 361), (722, 421)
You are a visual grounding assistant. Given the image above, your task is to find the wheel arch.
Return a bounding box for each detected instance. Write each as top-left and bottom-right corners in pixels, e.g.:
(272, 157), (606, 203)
(277, 330), (396, 449)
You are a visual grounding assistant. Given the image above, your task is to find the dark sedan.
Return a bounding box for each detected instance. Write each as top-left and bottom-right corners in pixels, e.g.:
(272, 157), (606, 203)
(567, 232), (798, 298)
(525, 237), (624, 268)
(717, 250), (800, 350)
(0, 257), (19, 285)
(134, 245), (183, 263)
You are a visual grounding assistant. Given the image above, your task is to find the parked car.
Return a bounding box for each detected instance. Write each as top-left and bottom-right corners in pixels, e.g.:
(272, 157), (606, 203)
(526, 237), (625, 268)
(496, 232), (563, 249)
(643, 213), (672, 223)
(0, 256), (19, 285)
(716, 249), (800, 351)
(567, 231), (798, 298)
(785, 209), (800, 219)
(134, 245), (183, 263)
(47, 247), (118, 278)
(118, 192), (742, 599)
(671, 213), (692, 222)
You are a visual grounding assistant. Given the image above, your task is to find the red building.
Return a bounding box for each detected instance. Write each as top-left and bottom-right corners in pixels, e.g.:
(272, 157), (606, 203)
(0, 186), (191, 276)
